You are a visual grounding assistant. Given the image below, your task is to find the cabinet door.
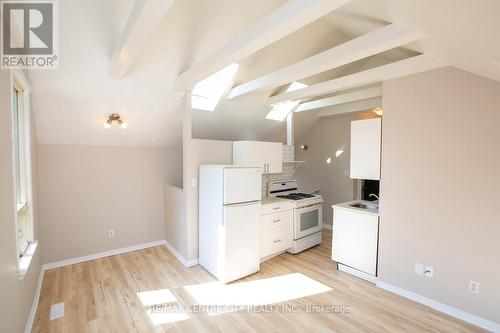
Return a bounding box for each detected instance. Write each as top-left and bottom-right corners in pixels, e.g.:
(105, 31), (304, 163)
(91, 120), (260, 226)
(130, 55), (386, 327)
(350, 118), (381, 180)
(233, 141), (266, 172)
(265, 142), (283, 174)
(233, 141), (282, 174)
(332, 208), (379, 275)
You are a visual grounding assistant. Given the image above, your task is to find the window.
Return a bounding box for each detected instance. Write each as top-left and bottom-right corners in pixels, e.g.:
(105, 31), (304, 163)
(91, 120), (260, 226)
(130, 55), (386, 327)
(266, 81), (307, 121)
(11, 73), (33, 259)
(191, 63), (239, 111)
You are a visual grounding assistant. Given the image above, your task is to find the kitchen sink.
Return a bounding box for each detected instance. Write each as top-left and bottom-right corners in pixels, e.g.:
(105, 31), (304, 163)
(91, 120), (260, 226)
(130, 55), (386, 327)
(350, 202), (379, 211)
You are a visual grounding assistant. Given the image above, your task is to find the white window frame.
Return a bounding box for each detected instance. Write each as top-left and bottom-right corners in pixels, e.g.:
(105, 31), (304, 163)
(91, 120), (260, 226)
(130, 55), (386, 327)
(10, 70), (37, 277)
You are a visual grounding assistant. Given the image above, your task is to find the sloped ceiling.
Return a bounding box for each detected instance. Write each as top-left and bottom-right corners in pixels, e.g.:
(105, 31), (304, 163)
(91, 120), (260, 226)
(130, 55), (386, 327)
(29, 0), (500, 147)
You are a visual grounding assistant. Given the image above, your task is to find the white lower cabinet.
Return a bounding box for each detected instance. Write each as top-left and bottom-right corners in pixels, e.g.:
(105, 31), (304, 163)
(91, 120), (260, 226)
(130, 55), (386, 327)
(332, 207), (379, 276)
(260, 202), (293, 261)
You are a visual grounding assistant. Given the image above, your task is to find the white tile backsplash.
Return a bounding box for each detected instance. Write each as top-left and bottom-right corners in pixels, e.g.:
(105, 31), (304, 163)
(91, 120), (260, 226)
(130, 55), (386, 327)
(282, 145), (294, 162)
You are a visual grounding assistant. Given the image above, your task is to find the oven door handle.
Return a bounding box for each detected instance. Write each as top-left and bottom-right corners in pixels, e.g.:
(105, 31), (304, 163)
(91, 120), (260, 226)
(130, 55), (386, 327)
(296, 203), (322, 212)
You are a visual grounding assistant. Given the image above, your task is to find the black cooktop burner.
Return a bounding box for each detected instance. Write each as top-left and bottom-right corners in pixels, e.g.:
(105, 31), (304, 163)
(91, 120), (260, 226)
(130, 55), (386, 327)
(277, 193), (316, 200)
(296, 193), (315, 198)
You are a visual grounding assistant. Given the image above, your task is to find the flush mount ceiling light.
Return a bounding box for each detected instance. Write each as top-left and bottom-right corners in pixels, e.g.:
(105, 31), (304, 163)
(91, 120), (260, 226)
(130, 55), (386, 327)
(373, 107), (383, 116)
(104, 113), (128, 129)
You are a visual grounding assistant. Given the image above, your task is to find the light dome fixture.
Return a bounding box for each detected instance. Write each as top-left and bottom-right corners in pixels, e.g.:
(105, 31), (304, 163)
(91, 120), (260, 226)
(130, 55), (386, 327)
(104, 113), (128, 129)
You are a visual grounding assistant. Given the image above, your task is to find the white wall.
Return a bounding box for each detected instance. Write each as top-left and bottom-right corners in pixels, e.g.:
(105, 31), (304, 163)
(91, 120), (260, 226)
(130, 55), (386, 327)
(0, 70), (42, 333)
(380, 67), (500, 323)
(38, 145), (182, 263)
(164, 184), (187, 259)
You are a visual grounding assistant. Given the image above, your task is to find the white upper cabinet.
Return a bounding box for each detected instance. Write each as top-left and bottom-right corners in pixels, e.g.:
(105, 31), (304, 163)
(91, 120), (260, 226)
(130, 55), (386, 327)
(350, 118), (381, 180)
(233, 141), (283, 174)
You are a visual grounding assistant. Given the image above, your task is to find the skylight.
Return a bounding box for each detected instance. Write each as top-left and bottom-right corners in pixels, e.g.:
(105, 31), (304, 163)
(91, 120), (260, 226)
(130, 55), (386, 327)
(266, 81), (307, 121)
(191, 63), (239, 111)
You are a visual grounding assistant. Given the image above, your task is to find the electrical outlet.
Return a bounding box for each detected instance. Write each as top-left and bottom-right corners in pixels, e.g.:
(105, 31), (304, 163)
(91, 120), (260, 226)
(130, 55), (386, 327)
(469, 280), (480, 294)
(108, 229), (115, 238)
(415, 263), (424, 276)
(423, 265), (434, 278)
(191, 178), (197, 188)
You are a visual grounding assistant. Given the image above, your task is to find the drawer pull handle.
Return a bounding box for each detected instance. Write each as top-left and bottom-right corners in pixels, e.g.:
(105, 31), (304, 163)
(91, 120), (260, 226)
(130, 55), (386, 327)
(273, 219), (281, 223)
(273, 207), (281, 210)
(273, 239), (282, 243)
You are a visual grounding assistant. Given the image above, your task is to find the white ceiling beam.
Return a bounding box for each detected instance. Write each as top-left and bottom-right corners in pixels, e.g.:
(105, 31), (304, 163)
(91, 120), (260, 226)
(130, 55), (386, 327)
(295, 86), (382, 112)
(316, 98), (382, 117)
(174, 0), (352, 90)
(110, 0), (175, 79)
(267, 54), (447, 105)
(228, 23), (422, 99)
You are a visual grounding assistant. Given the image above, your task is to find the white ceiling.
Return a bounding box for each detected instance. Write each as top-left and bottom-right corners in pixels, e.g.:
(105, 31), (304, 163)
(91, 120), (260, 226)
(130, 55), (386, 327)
(29, 0), (500, 147)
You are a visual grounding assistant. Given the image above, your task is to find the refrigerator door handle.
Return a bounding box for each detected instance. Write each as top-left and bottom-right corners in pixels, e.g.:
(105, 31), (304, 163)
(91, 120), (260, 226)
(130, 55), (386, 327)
(223, 201), (261, 225)
(224, 200), (261, 208)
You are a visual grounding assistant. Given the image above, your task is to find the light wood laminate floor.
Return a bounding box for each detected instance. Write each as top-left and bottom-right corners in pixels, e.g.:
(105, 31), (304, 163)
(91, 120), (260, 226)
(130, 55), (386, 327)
(32, 231), (484, 332)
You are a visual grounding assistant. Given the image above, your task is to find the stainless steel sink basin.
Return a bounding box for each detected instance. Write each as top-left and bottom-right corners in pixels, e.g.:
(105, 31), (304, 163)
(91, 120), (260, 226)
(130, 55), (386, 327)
(350, 203), (379, 211)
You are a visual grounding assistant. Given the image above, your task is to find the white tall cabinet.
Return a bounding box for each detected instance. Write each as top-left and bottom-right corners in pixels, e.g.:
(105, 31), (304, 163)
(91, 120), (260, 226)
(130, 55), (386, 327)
(350, 118), (381, 180)
(233, 141), (283, 174)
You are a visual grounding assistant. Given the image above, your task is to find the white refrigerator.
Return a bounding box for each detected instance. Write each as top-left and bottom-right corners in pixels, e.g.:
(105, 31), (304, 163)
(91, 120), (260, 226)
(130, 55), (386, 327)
(199, 165), (262, 283)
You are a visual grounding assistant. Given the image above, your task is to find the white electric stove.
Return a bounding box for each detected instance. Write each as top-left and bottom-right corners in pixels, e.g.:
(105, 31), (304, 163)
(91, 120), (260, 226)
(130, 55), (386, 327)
(268, 179), (323, 253)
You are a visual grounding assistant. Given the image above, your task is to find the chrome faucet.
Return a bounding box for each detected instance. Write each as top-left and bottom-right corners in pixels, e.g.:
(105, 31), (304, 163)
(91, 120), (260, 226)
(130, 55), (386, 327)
(369, 193), (379, 200)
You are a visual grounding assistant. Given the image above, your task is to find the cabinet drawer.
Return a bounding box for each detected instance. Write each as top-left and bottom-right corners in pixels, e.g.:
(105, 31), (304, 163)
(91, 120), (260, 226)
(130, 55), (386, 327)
(261, 201), (293, 215)
(261, 209), (292, 232)
(260, 225), (293, 258)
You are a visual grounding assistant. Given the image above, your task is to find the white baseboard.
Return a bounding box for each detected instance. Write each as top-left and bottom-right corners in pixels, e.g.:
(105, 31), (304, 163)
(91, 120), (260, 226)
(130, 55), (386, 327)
(44, 240), (167, 270)
(164, 240), (199, 267)
(24, 265), (45, 333)
(338, 263), (377, 284)
(322, 224), (332, 230)
(376, 281), (500, 333)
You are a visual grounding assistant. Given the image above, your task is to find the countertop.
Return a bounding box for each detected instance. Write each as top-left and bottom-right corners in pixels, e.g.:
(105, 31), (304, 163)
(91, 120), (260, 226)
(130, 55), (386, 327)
(332, 200), (380, 216)
(261, 196), (292, 206)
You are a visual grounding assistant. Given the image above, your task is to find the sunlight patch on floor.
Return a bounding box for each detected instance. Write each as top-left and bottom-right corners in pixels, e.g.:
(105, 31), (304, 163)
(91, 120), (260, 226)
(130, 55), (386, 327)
(137, 289), (177, 307)
(184, 273), (331, 314)
(137, 289), (190, 325)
